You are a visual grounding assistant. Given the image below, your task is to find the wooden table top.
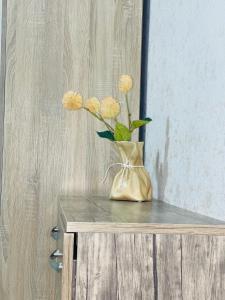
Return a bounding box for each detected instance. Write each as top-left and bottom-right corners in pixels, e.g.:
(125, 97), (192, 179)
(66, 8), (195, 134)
(59, 195), (225, 235)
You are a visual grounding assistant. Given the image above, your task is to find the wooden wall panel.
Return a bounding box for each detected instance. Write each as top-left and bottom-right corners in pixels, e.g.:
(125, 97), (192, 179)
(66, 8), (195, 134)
(76, 233), (154, 300)
(0, 3), (7, 296)
(0, 1), (143, 299)
(62, 0), (143, 195)
(0, 0), (6, 205)
(182, 235), (225, 300)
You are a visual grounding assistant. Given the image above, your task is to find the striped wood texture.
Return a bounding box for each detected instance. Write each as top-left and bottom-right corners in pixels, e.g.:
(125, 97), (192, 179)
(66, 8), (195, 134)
(0, 1), (143, 299)
(75, 233), (154, 300)
(75, 233), (225, 300)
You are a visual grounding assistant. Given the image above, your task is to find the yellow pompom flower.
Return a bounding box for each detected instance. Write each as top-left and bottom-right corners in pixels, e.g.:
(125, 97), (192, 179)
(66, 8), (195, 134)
(118, 75), (133, 93)
(62, 91), (83, 110)
(100, 97), (120, 119)
(85, 97), (100, 113)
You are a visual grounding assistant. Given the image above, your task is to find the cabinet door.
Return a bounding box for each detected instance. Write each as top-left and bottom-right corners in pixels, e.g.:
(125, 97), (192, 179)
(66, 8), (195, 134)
(155, 234), (225, 300)
(75, 233), (225, 300)
(75, 233), (154, 300)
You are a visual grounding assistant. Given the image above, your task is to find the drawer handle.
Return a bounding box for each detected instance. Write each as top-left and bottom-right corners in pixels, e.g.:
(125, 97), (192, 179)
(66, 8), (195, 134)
(51, 226), (60, 240)
(49, 260), (63, 272)
(50, 249), (63, 258)
(49, 249), (63, 272)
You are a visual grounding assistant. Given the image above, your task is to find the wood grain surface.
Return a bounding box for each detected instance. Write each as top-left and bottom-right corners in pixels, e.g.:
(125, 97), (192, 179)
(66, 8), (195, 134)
(0, 0), (6, 207)
(115, 233), (154, 300)
(59, 196), (225, 235)
(61, 233), (74, 300)
(55, 217), (64, 300)
(75, 232), (154, 300)
(156, 234), (182, 300)
(0, 1), (143, 299)
(74, 232), (225, 299)
(182, 235), (225, 300)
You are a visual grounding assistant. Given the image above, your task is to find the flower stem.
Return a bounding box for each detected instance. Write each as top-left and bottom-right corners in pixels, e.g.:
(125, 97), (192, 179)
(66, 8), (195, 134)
(125, 94), (132, 130)
(99, 115), (115, 132)
(83, 108), (114, 132)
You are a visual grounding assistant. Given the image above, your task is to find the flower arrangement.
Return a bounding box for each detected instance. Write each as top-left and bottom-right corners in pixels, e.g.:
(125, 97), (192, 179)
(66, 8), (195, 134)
(62, 75), (152, 141)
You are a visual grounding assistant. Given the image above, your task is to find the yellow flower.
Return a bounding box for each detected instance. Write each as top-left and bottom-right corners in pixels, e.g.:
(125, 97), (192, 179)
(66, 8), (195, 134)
(62, 91), (83, 110)
(118, 75), (133, 93)
(85, 97), (100, 113)
(100, 97), (120, 119)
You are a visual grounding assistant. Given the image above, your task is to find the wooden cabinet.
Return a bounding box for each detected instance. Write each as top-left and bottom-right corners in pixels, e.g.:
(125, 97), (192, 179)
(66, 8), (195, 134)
(55, 196), (225, 300)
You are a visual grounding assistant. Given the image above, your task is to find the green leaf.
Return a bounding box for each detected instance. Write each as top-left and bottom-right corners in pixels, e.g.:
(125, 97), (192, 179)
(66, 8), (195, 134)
(114, 123), (131, 141)
(144, 117), (152, 122)
(97, 131), (115, 141)
(131, 117), (152, 131)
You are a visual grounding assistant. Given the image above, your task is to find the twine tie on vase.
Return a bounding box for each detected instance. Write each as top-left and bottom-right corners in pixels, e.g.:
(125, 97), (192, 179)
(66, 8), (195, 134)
(102, 160), (144, 183)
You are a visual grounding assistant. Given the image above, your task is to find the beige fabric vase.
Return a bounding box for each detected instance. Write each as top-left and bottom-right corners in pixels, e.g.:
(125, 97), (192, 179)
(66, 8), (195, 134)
(110, 141), (152, 201)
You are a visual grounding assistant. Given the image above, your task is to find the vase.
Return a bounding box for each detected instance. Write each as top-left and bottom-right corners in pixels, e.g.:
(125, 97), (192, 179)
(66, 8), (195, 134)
(110, 141), (152, 201)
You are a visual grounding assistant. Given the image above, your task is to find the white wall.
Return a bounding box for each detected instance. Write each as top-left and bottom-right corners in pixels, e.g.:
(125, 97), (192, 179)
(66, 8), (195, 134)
(145, 0), (225, 220)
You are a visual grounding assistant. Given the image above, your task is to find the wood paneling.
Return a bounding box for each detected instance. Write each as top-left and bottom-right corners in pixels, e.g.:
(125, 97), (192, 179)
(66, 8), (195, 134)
(115, 233), (154, 300)
(61, 233), (74, 300)
(55, 216), (74, 300)
(0, 1), (143, 299)
(182, 235), (225, 300)
(55, 218), (64, 300)
(75, 232), (225, 299)
(156, 234), (182, 300)
(0, 3), (7, 296)
(154, 234), (225, 299)
(76, 233), (154, 300)
(0, 0), (7, 205)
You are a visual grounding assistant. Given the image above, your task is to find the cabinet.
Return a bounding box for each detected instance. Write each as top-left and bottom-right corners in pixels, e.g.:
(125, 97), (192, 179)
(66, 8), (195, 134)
(53, 196), (225, 300)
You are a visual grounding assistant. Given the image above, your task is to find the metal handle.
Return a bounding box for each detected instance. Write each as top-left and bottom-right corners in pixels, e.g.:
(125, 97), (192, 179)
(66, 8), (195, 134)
(50, 249), (63, 258)
(49, 260), (63, 272)
(51, 226), (60, 240)
(49, 249), (63, 272)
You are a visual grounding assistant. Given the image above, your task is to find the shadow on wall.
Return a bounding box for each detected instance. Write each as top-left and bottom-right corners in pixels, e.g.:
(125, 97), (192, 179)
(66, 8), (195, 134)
(155, 118), (170, 201)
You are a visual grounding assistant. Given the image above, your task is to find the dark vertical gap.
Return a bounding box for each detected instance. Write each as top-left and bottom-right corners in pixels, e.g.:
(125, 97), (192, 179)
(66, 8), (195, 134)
(73, 232), (78, 260)
(153, 234), (158, 300)
(139, 0), (151, 149)
(72, 233), (78, 300)
(0, 0), (7, 212)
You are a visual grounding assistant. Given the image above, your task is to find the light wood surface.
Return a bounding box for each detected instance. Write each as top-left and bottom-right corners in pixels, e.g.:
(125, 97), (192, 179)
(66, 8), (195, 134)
(182, 235), (225, 299)
(115, 233), (154, 300)
(72, 260), (77, 300)
(59, 196), (225, 234)
(0, 1), (143, 299)
(55, 217), (64, 300)
(55, 216), (74, 300)
(156, 234), (182, 299)
(0, 0), (6, 207)
(76, 232), (154, 300)
(74, 232), (225, 300)
(61, 233), (74, 300)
